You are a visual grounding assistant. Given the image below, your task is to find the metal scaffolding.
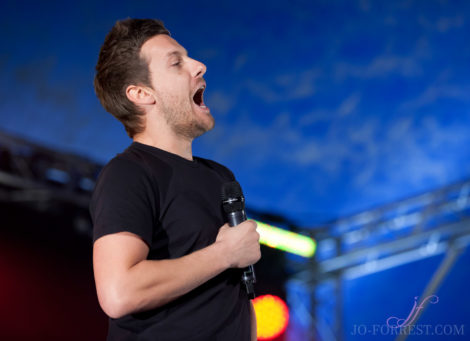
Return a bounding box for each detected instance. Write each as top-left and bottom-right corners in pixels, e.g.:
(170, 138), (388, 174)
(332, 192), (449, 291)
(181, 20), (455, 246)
(288, 178), (470, 341)
(0, 131), (100, 235)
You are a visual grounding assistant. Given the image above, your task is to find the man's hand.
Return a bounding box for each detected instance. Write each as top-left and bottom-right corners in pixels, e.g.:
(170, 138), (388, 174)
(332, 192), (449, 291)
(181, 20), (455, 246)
(215, 220), (261, 268)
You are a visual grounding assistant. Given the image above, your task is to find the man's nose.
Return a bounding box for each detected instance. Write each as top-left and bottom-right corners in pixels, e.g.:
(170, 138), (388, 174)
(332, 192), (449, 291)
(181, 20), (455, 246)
(191, 59), (207, 78)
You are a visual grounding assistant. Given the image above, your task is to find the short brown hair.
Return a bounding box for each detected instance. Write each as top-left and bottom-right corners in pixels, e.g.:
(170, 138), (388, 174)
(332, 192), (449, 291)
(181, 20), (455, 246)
(94, 19), (170, 138)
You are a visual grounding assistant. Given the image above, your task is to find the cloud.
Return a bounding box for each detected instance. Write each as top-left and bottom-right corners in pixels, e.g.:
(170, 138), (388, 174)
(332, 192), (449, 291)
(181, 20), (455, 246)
(244, 68), (320, 103)
(12, 57), (78, 110)
(399, 83), (470, 112)
(338, 93), (361, 116)
(359, 0), (372, 12)
(207, 98), (470, 218)
(437, 15), (465, 32)
(335, 54), (423, 80)
(298, 91), (362, 128)
(233, 53), (249, 72)
(419, 14), (465, 33)
(298, 109), (332, 127)
(206, 90), (234, 115)
(351, 114), (470, 193)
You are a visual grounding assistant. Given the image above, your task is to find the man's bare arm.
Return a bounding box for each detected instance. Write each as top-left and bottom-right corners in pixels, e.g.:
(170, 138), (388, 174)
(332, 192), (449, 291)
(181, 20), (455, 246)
(93, 220), (260, 319)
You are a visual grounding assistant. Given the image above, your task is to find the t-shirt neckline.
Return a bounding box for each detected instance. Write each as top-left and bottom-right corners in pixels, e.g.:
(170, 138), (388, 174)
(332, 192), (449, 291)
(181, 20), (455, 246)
(131, 142), (199, 167)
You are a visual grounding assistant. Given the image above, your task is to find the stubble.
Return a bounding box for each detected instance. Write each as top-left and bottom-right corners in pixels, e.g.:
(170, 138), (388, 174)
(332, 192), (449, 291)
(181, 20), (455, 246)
(158, 92), (214, 140)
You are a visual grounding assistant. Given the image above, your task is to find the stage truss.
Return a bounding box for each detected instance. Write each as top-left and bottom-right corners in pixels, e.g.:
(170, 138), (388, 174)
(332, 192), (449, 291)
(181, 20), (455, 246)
(287, 178), (470, 341)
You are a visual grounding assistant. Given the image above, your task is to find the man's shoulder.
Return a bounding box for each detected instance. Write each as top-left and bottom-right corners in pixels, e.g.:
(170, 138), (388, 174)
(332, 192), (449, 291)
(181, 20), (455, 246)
(195, 157), (235, 181)
(94, 146), (155, 191)
(100, 151), (147, 178)
(102, 143), (173, 177)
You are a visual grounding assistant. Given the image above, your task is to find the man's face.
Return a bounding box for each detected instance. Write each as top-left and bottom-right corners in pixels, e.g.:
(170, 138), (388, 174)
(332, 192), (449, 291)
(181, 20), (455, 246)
(140, 34), (214, 139)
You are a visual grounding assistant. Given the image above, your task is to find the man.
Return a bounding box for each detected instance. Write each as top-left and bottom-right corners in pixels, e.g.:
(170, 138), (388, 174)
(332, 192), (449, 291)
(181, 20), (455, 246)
(90, 18), (261, 341)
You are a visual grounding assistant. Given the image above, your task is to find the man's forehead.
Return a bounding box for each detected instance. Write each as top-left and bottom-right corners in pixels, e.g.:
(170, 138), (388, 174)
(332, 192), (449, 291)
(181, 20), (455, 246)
(141, 35), (187, 59)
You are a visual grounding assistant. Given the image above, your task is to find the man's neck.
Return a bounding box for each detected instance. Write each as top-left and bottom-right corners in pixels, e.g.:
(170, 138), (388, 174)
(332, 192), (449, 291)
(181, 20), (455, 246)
(133, 133), (194, 161)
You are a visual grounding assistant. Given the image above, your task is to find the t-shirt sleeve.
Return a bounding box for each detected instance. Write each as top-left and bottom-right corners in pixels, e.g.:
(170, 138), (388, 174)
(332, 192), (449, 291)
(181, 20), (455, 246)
(89, 157), (157, 245)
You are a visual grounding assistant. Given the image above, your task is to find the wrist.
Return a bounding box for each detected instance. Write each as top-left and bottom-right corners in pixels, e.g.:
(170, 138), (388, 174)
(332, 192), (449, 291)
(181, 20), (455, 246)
(212, 239), (232, 269)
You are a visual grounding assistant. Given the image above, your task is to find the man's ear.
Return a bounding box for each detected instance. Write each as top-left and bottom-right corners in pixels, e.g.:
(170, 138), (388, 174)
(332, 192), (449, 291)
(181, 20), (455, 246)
(125, 85), (156, 106)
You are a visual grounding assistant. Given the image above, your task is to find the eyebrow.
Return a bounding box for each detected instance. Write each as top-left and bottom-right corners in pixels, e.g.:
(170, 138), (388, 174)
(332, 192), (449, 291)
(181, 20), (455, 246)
(166, 49), (188, 59)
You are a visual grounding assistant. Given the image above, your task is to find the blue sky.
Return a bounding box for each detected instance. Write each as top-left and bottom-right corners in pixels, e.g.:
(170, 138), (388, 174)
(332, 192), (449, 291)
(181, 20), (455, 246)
(1, 0), (469, 226)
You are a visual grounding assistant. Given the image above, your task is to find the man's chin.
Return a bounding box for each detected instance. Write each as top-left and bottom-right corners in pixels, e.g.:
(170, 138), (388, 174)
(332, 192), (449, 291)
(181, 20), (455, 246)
(197, 111), (215, 134)
(172, 117), (214, 139)
(205, 113), (215, 131)
(193, 120), (214, 138)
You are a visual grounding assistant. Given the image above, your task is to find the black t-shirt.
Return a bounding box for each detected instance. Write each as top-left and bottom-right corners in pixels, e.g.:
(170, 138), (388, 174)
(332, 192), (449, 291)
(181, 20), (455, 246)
(90, 142), (251, 341)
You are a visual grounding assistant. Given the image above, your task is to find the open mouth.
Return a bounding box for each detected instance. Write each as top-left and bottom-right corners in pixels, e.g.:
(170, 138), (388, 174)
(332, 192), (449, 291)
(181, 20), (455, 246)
(193, 86), (207, 108)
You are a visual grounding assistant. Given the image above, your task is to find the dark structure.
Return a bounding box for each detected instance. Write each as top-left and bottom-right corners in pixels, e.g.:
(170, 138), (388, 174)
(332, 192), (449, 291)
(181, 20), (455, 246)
(0, 131), (106, 340)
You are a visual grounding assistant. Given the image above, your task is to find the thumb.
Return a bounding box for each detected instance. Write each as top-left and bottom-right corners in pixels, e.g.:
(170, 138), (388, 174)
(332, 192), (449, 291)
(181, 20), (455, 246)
(219, 223), (230, 230)
(217, 223), (231, 235)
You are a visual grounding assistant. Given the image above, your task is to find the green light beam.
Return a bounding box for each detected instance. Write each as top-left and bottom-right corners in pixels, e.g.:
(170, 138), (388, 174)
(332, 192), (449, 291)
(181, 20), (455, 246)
(253, 220), (316, 258)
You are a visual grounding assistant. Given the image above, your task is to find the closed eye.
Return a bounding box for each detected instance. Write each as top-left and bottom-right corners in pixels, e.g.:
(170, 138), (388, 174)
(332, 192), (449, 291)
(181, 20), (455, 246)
(171, 56), (184, 67)
(167, 49), (187, 68)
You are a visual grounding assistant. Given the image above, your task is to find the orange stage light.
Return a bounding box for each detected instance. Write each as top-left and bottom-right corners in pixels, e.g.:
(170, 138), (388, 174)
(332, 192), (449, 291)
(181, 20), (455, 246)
(253, 294), (289, 340)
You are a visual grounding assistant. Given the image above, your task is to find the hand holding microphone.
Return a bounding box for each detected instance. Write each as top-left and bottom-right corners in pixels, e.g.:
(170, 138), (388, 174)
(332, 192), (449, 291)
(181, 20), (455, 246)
(220, 181), (259, 299)
(215, 221), (261, 268)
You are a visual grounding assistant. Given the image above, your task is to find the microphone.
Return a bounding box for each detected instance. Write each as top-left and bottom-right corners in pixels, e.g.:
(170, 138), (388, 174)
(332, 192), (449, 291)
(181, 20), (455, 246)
(221, 181), (256, 299)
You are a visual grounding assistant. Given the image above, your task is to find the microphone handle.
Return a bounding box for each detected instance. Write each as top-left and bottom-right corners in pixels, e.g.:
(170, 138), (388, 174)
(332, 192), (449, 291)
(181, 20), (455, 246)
(227, 210), (247, 227)
(227, 209), (256, 299)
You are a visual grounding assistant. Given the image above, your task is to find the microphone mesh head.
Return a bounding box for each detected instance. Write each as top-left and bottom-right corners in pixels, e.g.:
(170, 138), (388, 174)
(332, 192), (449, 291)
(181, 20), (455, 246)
(221, 181), (244, 201)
